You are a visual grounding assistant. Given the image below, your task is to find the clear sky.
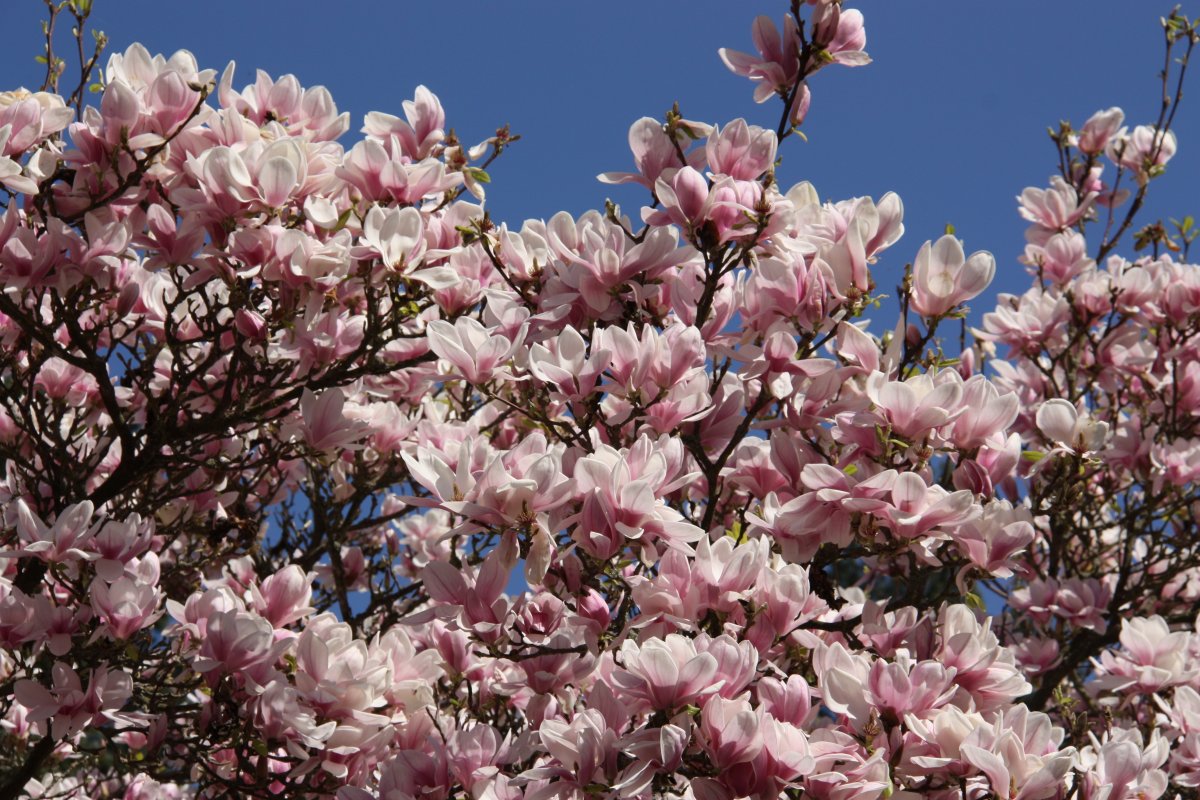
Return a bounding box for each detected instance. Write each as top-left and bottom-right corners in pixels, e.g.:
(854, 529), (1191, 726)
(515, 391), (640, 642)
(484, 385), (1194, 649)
(3, 1), (1198, 308)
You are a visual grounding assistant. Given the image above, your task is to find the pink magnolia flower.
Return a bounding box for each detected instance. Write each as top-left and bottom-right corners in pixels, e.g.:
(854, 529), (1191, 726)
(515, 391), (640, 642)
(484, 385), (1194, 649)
(909, 234), (995, 318)
(1011, 638), (1061, 676)
(1018, 176), (1096, 231)
(90, 568), (164, 640)
(804, 729), (889, 800)
(440, 434), (574, 532)
(745, 470), (854, 564)
(359, 205), (425, 271)
(361, 84), (445, 159)
(611, 633), (722, 711)
(421, 544), (515, 640)
(1036, 399), (1109, 456)
(1076, 107), (1125, 155)
(959, 706), (1076, 800)
(700, 695), (764, 768)
(14, 662), (133, 740)
(644, 166), (730, 242)
(0, 124), (37, 194)
(4, 499), (97, 563)
(692, 535), (769, 614)
(250, 678), (335, 749)
(542, 210), (682, 316)
(248, 565), (315, 628)
(720, 16), (802, 103)
(336, 139), (457, 205)
(822, 650), (958, 729)
(528, 325), (610, 401)
(705, 119), (777, 180)
(0, 90), (74, 155)
(1048, 578), (1111, 633)
(88, 514), (154, 581)
(426, 317), (523, 385)
(193, 608), (287, 679)
(218, 64), (349, 141)
(572, 439), (704, 560)
(842, 469), (979, 542)
(862, 370), (965, 442)
(294, 613), (391, 718)
(1093, 616), (1198, 692)
(953, 500), (1035, 580)
(936, 605), (1031, 711)
(613, 721), (691, 795)
(598, 117), (705, 189)
(906, 705), (988, 775)
(525, 708), (621, 794)
(1022, 228), (1093, 285)
(292, 388), (371, 453)
(949, 376), (1019, 450)
(1108, 124), (1177, 173)
(810, 4), (871, 67)
(976, 288), (1071, 352)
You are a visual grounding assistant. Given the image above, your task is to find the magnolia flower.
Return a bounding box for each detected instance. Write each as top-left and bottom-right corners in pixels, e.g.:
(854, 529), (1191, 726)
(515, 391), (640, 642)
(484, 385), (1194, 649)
(719, 16), (802, 102)
(1108, 124), (1177, 173)
(1076, 107), (1125, 154)
(426, 317), (523, 384)
(909, 235), (995, 318)
(294, 388), (370, 453)
(599, 116), (704, 188)
(611, 634), (722, 711)
(14, 663), (133, 741)
(705, 119), (777, 180)
(1036, 399), (1109, 456)
(0, 124), (37, 194)
(360, 205), (425, 271)
(4, 500), (96, 563)
(1018, 176), (1096, 231)
(90, 571), (164, 640)
(864, 370), (966, 442)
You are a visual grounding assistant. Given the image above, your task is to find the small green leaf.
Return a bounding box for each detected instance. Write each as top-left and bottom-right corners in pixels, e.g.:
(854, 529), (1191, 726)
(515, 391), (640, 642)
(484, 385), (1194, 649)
(1022, 450), (1046, 462)
(332, 207), (353, 232)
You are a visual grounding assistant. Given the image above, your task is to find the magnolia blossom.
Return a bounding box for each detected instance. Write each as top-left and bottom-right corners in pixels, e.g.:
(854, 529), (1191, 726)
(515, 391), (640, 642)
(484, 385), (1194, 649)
(909, 234), (995, 318)
(1036, 399), (1109, 456)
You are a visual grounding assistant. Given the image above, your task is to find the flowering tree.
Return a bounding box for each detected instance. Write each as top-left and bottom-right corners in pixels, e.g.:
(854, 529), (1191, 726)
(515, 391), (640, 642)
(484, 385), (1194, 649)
(0, 0), (1199, 797)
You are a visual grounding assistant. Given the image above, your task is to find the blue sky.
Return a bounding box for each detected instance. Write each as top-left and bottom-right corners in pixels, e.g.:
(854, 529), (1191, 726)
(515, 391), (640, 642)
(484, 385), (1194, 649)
(4, 1), (1198, 308)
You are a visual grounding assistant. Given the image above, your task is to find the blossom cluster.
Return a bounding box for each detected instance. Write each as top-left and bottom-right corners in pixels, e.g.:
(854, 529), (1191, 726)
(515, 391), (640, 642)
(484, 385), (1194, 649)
(0, 1), (1198, 798)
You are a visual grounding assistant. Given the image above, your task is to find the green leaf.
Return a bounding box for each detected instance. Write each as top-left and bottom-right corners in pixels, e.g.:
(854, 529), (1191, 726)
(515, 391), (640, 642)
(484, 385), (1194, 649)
(1022, 450), (1046, 462)
(465, 167), (491, 184)
(332, 207), (353, 232)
